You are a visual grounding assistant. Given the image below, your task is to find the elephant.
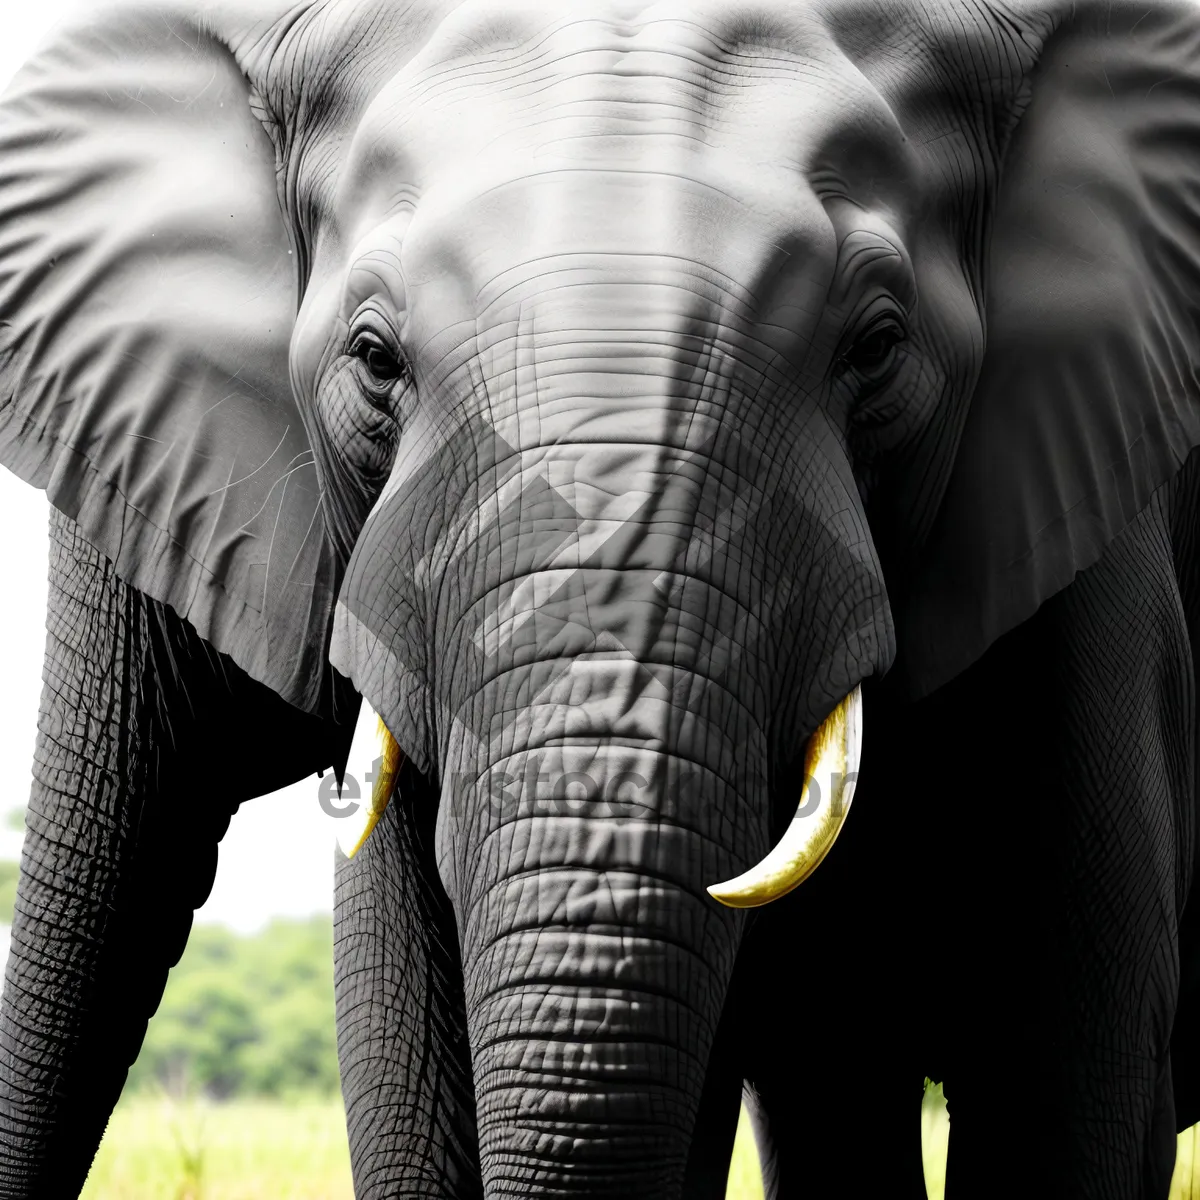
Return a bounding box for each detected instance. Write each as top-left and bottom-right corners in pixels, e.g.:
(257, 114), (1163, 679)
(3, 0), (1200, 1195)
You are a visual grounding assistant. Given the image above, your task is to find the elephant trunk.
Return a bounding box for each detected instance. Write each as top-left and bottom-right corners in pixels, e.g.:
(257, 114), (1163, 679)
(447, 735), (749, 1198)
(424, 434), (782, 1195)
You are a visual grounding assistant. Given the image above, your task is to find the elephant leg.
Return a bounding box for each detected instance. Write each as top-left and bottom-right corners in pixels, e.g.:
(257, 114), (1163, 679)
(0, 509), (342, 1197)
(334, 764), (480, 1200)
(732, 680), (934, 1200)
(938, 490), (1190, 1199)
(0, 510), (226, 1195)
(741, 1036), (928, 1198)
(680, 968), (749, 1200)
(1168, 451), (1200, 1133)
(741, 1003), (929, 1200)
(734, 835), (931, 1200)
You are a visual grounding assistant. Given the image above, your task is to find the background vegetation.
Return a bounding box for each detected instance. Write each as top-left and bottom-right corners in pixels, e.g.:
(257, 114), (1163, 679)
(123, 919), (340, 1100)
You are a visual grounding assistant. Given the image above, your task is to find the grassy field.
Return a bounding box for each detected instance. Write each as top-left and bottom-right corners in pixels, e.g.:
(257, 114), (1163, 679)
(81, 1099), (355, 1200)
(81, 1098), (764, 1199)
(727, 1107), (764, 1200)
(920, 1083), (1200, 1200)
(74, 1090), (1200, 1199)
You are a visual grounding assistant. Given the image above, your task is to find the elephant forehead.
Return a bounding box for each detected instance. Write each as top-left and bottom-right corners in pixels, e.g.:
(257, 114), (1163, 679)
(375, 0), (854, 142)
(335, 0), (914, 228)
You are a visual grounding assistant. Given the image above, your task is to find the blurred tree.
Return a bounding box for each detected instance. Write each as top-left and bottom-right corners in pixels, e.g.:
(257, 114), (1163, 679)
(0, 806), (25, 924)
(125, 917), (340, 1098)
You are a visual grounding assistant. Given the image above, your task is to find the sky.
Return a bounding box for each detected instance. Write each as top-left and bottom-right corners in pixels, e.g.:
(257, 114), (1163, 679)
(0, 5), (344, 934)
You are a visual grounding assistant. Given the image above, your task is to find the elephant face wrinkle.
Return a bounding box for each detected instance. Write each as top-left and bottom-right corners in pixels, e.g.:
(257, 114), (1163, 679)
(281, 0), (985, 587)
(261, 0), (1023, 578)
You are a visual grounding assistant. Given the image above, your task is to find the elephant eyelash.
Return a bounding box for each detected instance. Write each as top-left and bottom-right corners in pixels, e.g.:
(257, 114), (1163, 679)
(346, 329), (412, 414)
(834, 315), (908, 388)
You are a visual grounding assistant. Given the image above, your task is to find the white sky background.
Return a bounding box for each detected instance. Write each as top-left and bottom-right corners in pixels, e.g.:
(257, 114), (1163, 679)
(0, 5), (342, 933)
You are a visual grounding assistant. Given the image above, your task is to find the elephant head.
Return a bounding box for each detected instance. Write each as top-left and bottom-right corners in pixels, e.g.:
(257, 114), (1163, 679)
(3, 0), (1200, 1195)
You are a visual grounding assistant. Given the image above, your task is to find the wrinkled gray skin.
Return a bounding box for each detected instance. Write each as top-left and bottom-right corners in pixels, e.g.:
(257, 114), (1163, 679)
(3, 0), (1200, 1197)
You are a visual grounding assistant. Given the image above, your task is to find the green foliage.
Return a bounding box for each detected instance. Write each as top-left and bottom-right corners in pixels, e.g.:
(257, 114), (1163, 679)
(126, 918), (341, 1100)
(0, 860), (18, 925)
(1, 807), (26, 924)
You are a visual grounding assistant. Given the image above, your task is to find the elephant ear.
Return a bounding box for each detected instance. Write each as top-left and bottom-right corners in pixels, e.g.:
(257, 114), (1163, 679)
(893, 0), (1200, 698)
(0, 3), (340, 713)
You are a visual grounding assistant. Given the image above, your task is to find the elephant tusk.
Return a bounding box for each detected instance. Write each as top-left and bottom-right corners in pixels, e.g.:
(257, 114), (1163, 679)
(336, 700), (403, 859)
(707, 685), (862, 908)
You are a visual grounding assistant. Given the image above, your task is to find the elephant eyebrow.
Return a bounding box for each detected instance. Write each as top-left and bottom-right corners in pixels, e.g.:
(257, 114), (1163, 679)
(344, 238), (408, 318)
(832, 230), (916, 311)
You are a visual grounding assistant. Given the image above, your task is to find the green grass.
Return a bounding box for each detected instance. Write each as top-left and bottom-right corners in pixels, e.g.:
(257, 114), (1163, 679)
(1177, 1125), (1200, 1200)
(81, 1098), (764, 1199)
(81, 1098), (355, 1200)
(727, 1105), (765, 1199)
(74, 1090), (1200, 1198)
(921, 1082), (1200, 1200)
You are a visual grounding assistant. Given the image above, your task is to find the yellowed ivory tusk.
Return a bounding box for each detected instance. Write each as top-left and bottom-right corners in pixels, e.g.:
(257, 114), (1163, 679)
(336, 700), (403, 859)
(707, 685), (862, 908)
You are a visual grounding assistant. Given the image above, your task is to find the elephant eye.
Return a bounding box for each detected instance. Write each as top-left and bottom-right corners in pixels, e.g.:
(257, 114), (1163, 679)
(838, 319), (906, 383)
(348, 330), (408, 393)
